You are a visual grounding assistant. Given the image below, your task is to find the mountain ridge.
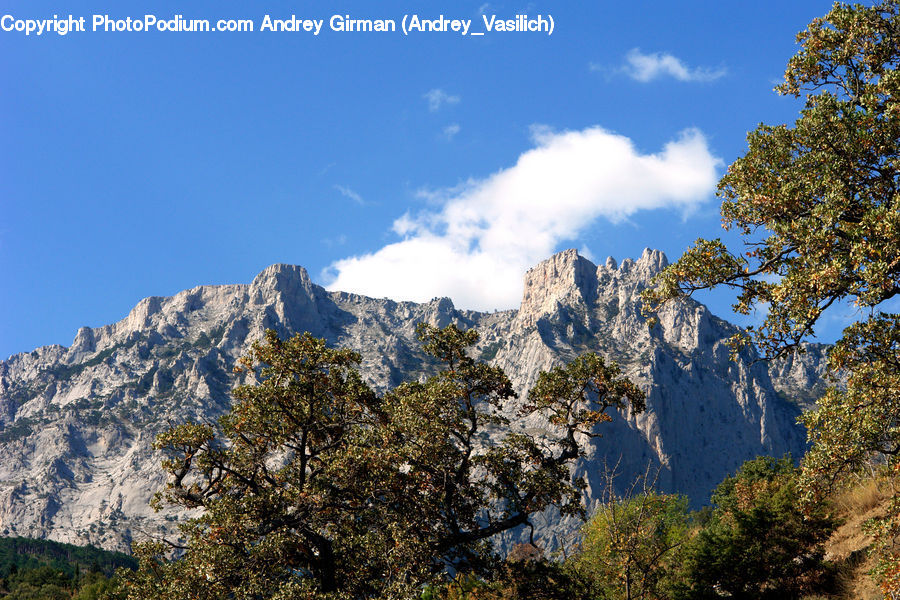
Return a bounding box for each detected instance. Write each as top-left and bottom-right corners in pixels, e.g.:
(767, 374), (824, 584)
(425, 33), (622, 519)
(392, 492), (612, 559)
(0, 249), (826, 552)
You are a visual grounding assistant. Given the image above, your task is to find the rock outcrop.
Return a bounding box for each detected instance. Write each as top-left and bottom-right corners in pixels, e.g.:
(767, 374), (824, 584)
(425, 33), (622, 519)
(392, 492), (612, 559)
(0, 249), (825, 552)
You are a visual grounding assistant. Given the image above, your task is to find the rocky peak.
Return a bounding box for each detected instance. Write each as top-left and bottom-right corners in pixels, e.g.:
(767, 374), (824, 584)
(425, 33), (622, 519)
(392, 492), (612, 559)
(123, 296), (164, 334)
(636, 248), (669, 277)
(250, 264), (325, 336)
(516, 249), (599, 327)
(516, 248), (670, 327)
(250, 263), (314, 299)
(597, 247), (668, 284)
(421, 297), (458, 329)
(71, 327), (96, 354)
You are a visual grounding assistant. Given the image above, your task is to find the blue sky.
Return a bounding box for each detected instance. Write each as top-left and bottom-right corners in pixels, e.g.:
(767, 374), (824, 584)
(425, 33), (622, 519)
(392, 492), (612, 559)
(1, 0), (843, 359)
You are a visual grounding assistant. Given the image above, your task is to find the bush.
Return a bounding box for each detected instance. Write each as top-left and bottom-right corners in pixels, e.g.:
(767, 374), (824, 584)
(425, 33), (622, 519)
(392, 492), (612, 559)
(672, 456), (836, 600)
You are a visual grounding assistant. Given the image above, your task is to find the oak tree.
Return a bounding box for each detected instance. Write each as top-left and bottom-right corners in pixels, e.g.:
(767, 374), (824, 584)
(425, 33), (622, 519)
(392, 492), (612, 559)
(115, 324), (644, 599)
(569, 466), (690, 600)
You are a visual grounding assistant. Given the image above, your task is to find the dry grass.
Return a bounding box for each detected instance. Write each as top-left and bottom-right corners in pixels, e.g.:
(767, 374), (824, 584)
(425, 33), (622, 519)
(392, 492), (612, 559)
(823, 475), (895, 600)
(832, 477), (890, 517)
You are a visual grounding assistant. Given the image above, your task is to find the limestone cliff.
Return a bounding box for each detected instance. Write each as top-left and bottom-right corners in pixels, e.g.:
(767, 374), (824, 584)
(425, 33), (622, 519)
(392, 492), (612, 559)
(0, 250), (825, 552)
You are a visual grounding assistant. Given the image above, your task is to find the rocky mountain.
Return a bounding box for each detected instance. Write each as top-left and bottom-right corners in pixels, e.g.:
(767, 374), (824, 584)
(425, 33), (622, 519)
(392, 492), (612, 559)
(0, 249), (826, 553)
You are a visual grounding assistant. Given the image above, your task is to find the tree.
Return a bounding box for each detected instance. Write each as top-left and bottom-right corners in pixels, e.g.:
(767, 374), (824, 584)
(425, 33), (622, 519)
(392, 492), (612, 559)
(569, 466), (691, 600)
(114, 324), (645, 600)
(671, 457), (835, 600)
(640, 0), (900, 592)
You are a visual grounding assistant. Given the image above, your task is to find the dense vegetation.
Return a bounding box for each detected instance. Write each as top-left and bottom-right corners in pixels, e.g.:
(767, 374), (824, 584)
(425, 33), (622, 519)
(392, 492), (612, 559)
(0, 536), (135, 600)
(421, 456), (839, 600)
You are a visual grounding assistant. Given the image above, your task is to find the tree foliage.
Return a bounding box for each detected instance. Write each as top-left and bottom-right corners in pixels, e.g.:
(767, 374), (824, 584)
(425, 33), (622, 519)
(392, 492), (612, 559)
(670, 457), (835, 600)
(0, 560), (118, 600)
(570, 486), (690, 600)
(640, 0), (900, 591)
(0, 537), (131, 600)
(115, 324), (644, 599)
(643, 0), (900, 356)
(0, 536), (135, 580)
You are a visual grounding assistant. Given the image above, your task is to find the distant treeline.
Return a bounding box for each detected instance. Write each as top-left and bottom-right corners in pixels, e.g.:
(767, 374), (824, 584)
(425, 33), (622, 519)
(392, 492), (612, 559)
(0, 536), (136, 578)
(0, 536), (136, 599)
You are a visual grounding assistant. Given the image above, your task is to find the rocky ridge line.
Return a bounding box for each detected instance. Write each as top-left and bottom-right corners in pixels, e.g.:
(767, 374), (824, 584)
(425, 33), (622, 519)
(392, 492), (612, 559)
(0, 249), (823, 552)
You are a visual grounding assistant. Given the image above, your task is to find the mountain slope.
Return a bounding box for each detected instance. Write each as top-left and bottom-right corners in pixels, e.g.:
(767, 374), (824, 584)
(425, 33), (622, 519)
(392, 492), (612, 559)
(0, 249), (823, 552)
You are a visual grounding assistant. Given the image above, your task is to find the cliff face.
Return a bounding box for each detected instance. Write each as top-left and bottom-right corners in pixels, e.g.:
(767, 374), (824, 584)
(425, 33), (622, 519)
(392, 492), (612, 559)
(0, 249), (823, 552)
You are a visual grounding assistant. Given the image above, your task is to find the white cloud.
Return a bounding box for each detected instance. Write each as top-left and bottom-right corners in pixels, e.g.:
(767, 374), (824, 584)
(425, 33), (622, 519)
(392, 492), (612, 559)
(442, 123), (461, 140)
(620, 48), (726, 83)
(334, 184), (366, 206)
(324, 126), (720, 310)
(424, 88), (460, 112)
